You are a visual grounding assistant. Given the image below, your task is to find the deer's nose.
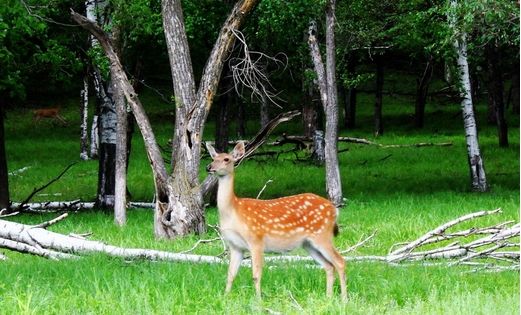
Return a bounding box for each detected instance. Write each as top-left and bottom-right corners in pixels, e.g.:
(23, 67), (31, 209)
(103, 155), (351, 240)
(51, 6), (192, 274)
(206, 164), (213, 173)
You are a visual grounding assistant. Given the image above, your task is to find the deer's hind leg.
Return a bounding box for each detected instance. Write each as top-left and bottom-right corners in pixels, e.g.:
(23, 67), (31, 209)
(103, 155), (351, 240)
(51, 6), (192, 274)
(307, 237), (347, 301)
(303, 241), (335, 296)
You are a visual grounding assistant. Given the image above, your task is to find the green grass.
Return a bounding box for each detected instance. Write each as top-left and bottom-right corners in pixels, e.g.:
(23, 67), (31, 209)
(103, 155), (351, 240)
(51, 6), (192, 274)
(1, 89), (519, 314)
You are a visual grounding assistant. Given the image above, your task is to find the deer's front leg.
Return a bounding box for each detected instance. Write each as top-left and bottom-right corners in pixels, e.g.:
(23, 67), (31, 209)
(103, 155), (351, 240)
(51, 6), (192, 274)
(225, 247), (243, 293)
(249, 241), (265, 298)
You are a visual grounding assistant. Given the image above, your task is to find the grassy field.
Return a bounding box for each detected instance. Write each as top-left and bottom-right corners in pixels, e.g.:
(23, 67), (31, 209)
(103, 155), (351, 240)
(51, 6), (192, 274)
(1, 90), (519, 314)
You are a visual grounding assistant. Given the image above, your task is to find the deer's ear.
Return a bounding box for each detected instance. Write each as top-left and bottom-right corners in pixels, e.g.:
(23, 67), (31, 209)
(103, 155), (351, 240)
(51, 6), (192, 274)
(231, 141), (245, 161)
(205, 142), (218, 158)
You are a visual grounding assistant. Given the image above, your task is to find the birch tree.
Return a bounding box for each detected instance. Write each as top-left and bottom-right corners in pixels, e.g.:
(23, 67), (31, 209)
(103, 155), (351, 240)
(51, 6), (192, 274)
(449, 0), (487, 192)
(307, 0), (343, 206)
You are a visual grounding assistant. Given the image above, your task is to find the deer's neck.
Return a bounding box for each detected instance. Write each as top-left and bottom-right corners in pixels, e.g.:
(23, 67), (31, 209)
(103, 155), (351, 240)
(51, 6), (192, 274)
(216, 173), (237, 213)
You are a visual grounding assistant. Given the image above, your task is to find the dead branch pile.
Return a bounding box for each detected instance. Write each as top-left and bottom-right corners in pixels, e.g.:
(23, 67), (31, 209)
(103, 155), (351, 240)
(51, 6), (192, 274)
(1, 209), (518, 272)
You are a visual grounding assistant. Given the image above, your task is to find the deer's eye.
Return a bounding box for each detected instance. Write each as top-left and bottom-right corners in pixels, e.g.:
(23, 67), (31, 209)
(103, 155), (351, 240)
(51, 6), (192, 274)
(223, 158), (230, 162)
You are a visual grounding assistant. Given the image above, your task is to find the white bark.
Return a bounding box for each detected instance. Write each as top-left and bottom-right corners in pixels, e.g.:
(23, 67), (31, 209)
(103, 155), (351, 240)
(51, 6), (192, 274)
(0, 219), (221, 264)
(80, 75), (90, 160)
(89, 115), (99, 158)
(449, 0), (487, 192)
(9, 200), (154, 211)
(86, 0), (99, 159)
(390, 208), (501, 256)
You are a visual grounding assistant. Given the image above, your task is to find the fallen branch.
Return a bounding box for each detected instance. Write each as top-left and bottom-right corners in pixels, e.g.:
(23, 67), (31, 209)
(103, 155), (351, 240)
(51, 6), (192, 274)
(12, 162), (77, 213)
(7, 200), (155, 213)
(340, 230), (377, 254)
(389, 208), (502, 256)
(270, 135), (453, 149)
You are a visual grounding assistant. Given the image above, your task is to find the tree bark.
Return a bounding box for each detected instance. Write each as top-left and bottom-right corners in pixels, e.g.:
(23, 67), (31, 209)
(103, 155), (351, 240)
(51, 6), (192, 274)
(302, 79), (318, 138)
(93, 72), (117, 210)
(486, 44), (508, 147)
(374, 55), (384, 136)
(414, 56), (434, 129)
(89, 113), (99, 158)
(71, 11), (170, 231)
(215, 69), (232, 152)
(114, 79), (127, 225)
(158, 0), (260, 238)
(0, 105), (9, 212)
(259, 65), (270, 128)
(80, 73), (90, 160)
(450, 0), (488, 192)
(307, 1), (343, 207)
(323, 1), (343, 206)
(74, 0), (260, 238)
(344, 53), (357, 129)
(511, 64), (519, 115)
(236, 96), (246, 138)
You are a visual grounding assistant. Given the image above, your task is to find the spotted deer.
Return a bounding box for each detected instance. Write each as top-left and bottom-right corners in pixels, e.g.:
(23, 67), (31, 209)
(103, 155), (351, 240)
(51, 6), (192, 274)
(206, 141), (347, 300)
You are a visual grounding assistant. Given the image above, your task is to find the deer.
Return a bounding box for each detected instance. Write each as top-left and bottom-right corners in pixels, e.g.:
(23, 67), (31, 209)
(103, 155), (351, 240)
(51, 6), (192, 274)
(206, 141), (347, 301)
(32, 107), (67, 125)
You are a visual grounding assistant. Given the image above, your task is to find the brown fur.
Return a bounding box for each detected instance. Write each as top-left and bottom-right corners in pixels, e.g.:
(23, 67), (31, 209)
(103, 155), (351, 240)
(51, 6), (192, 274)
(32, 107), (67, 125)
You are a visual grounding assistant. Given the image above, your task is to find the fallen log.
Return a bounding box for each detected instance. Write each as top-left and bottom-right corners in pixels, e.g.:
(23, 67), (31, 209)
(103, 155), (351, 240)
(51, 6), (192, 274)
(0, 217), (222, 264)
(3, 201), (155, 214)
(1, 209), (518, 273)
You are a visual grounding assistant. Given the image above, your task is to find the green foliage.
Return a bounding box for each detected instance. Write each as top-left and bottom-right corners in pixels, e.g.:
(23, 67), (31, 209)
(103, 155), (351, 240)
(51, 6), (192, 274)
(0, 0), (84, 103)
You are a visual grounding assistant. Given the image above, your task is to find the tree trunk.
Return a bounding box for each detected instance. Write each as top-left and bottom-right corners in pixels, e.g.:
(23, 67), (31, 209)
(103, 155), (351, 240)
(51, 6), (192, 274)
(486, 44), (508, 147)
(259, 65), (270, 128)
(215, 69), (232, 152)
(89, 113), (99, 159)
(323, 1), (342, 206)
(307, 1), (343, 207)
(312, 130), (325, 165)
(93, 72), (117, 210)
(0, 105), (9, 211)
(511, 64), (519, 115)
(216, 96), (230, 152)
(450, 0), (488, 192)
(73, 0), (260, 238)
(80, 73), (90, 160)
(236, 96), (246, 138)
(344, 54), (357, 129)
(159, 0), (260, 237)
(414, 56), (434, 128)
(114, 80), (127, 225)
(302, 76), (318, 138)
(374, 55), (384, 136)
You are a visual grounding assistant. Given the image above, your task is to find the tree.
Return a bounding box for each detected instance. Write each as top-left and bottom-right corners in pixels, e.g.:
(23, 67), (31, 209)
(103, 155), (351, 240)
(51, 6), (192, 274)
(308, 0), (343, 206)
(0, 105), (8, 211)
(73, 0), (260, 238)
(336, 0), (396, 135)
(449, 0), (487, 192)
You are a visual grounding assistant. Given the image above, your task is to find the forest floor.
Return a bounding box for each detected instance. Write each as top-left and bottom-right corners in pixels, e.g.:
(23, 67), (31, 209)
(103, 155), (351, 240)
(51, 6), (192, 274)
(1, 90), (519, 314)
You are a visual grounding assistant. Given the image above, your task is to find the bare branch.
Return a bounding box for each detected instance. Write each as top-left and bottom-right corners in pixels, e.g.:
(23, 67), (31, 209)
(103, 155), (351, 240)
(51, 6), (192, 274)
(389, 208), (502, 256)
(256, 179), (273, 199)
(14, 162), (77, 213)
(229, 29), (287, 108)
(340, 230), (377, 254)
(33, 213), (69, 229)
